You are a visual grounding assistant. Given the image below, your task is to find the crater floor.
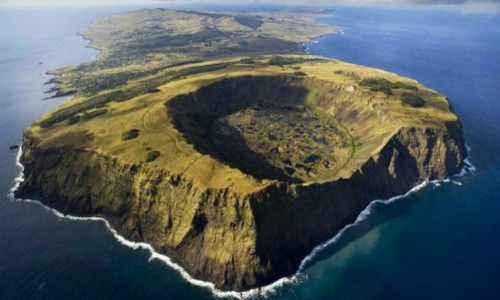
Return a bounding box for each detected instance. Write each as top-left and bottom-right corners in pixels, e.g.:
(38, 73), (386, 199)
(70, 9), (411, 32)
(30, 55), (460, 192)
(20, 54), (465, 291)
(213, 104), (352, 182)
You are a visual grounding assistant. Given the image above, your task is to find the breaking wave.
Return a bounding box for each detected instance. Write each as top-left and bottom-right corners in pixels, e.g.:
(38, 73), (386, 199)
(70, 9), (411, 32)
(9, 144), (476, 299)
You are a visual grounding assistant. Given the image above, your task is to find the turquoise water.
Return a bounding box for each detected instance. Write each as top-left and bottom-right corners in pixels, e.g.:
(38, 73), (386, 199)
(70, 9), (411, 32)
(1, 5), (499, 300)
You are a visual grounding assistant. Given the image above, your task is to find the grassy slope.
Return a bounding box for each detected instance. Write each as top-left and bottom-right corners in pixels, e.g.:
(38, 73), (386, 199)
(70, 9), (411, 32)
(31, 54), (458, 193)
(49, 9), (337, 97)
(29, 9), (458, 193)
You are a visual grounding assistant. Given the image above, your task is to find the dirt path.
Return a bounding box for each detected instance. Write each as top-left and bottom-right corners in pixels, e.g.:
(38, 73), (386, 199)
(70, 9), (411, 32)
(142, 102), (204, 173)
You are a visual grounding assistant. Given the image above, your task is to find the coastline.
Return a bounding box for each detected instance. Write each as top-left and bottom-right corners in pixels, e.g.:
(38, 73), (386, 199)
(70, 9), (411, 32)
(9, 145), (475, 299)
(42, 31), (102, 100)
(8, 10), (474, 298)
(303, 23), (344, 54)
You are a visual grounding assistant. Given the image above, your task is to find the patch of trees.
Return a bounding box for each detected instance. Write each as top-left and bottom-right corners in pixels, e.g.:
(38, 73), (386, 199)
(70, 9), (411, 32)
(39, 63), (231, 128)
(360, 78), (418, 96)
(401, 93), (425, 107)
(122, 129), (140, 140)
(234, 16), (264, 30)
(268, 56), (325, 66)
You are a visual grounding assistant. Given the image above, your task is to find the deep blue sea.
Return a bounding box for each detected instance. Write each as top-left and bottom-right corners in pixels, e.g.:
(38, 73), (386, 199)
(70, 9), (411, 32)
(1, 4), (499, 300)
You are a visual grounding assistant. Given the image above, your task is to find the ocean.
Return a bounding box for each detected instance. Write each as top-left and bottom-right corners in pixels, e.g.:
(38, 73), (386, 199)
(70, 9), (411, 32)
(1, 4), (499, 300)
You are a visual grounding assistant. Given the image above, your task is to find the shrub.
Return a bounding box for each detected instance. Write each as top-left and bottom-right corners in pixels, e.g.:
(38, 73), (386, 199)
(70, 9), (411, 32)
(401, 93), (425, 107)
(293, 71), (307, 76)
(268, 56), (296, 66)
(122, 129), (140, 140)
(234, 16), (264, 30)
(82, 109), (108, 120)
(39, 63), (230, 128)
(67, 115), (81, 125)
(240, 58), (255, 64)
(146, 150), (160, 162)
(391, 82), (418, 91)
(129, 165), (139, 175)
(147, 88), (161, 93)
(360, 78), (393, 95)
(268, 56), (321, 66)
(360, 78), (418, 96)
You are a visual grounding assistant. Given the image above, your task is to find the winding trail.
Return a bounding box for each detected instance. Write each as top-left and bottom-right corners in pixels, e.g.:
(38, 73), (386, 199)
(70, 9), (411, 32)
(142, 101), (204, 173)
(142, 102), (184, 153)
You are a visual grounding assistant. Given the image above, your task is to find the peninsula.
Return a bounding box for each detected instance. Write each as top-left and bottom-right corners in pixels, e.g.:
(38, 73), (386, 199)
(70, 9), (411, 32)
(16, 9), (466, 291)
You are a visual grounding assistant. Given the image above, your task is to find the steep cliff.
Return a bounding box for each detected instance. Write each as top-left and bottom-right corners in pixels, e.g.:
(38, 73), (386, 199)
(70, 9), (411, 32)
(15, 56), (467, 291)
(16, 122), (465, 290)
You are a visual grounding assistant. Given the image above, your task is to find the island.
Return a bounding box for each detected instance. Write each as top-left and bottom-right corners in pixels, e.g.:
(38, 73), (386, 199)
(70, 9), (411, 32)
(15, 9), (466, 291)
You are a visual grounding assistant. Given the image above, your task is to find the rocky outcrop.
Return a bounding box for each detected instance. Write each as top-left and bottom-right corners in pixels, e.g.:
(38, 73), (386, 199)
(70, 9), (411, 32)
(15, 118), (465, 291)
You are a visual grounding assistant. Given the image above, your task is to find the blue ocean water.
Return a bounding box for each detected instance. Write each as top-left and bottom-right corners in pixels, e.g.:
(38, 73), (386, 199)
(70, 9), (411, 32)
(0, 4), (499, 300)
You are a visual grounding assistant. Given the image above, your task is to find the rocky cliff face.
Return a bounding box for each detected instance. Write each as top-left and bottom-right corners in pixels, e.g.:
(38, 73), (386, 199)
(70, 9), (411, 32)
(16, 120), (466, 291)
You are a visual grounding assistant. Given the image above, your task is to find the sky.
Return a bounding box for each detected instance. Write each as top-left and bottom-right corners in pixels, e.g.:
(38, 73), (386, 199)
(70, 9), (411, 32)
(0, 0), (498, 15)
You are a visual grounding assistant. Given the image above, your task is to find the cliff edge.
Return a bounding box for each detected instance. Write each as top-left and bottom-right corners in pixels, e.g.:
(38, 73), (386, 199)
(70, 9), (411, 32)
(15, 56), (466, 291)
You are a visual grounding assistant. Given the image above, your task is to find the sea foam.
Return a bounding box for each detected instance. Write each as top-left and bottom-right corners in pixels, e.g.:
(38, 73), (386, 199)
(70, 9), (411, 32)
(9, 145), (475, 299)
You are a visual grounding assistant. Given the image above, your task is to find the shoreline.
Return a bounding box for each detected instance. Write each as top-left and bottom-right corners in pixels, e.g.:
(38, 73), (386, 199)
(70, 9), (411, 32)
(42, 31), (102, 100)
(44, 13), (338, 101)
(9, 10), (474, 298)
(9, 146), (476, 299)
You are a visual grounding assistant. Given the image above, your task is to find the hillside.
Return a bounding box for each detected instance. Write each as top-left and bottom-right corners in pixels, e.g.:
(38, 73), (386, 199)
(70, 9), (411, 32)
(16, 9), (466, 291)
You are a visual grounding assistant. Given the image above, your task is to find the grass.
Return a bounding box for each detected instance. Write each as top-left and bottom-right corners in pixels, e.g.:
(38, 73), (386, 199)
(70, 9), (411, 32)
(46, 9), (337, 104)
(30, 55), (455, 193)
(39, 62), (234, 128)
(214, 104), (352, 182)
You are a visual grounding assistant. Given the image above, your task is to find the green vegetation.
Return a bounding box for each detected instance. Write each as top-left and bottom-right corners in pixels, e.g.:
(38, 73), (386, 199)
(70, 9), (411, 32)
(21, 9), (464, 293)
(240, 58), (255, 64)
(401, 92), (425, 107)
(122, 129), (140, 140)
(167, 76), (353, 182)
(170, 63), (230, 80)
(82, 109), (108, 120)
(268, 55), (325, 66)
(67, 115), (81, 125)
(31, 9), (457, 190)
(46, 9), (337, 103)
(215, 104), (351, 182)
(146, 150), (161, 162)
(360, 77), (418, 96)
(34, 54), (455, 188)
(234, 16), (264, 29)
(40, 62), (232, 128)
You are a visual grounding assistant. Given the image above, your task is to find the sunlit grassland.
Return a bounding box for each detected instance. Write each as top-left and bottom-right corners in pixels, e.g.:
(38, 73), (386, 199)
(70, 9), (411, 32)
(31, 54), (458, 193)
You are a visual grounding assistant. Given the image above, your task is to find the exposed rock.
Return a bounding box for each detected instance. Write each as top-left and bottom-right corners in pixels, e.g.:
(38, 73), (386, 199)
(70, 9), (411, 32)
(16, 119), (465, 291)
(15, 59), (467, 292)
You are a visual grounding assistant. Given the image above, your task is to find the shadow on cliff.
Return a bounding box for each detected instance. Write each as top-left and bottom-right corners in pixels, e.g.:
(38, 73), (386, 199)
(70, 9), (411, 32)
(165, 75), (311, 183)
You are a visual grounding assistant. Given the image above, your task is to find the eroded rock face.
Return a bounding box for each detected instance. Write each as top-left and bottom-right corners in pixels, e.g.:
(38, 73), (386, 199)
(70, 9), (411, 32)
(16, 120), (465, 290)
(15, 56), (468, 291)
